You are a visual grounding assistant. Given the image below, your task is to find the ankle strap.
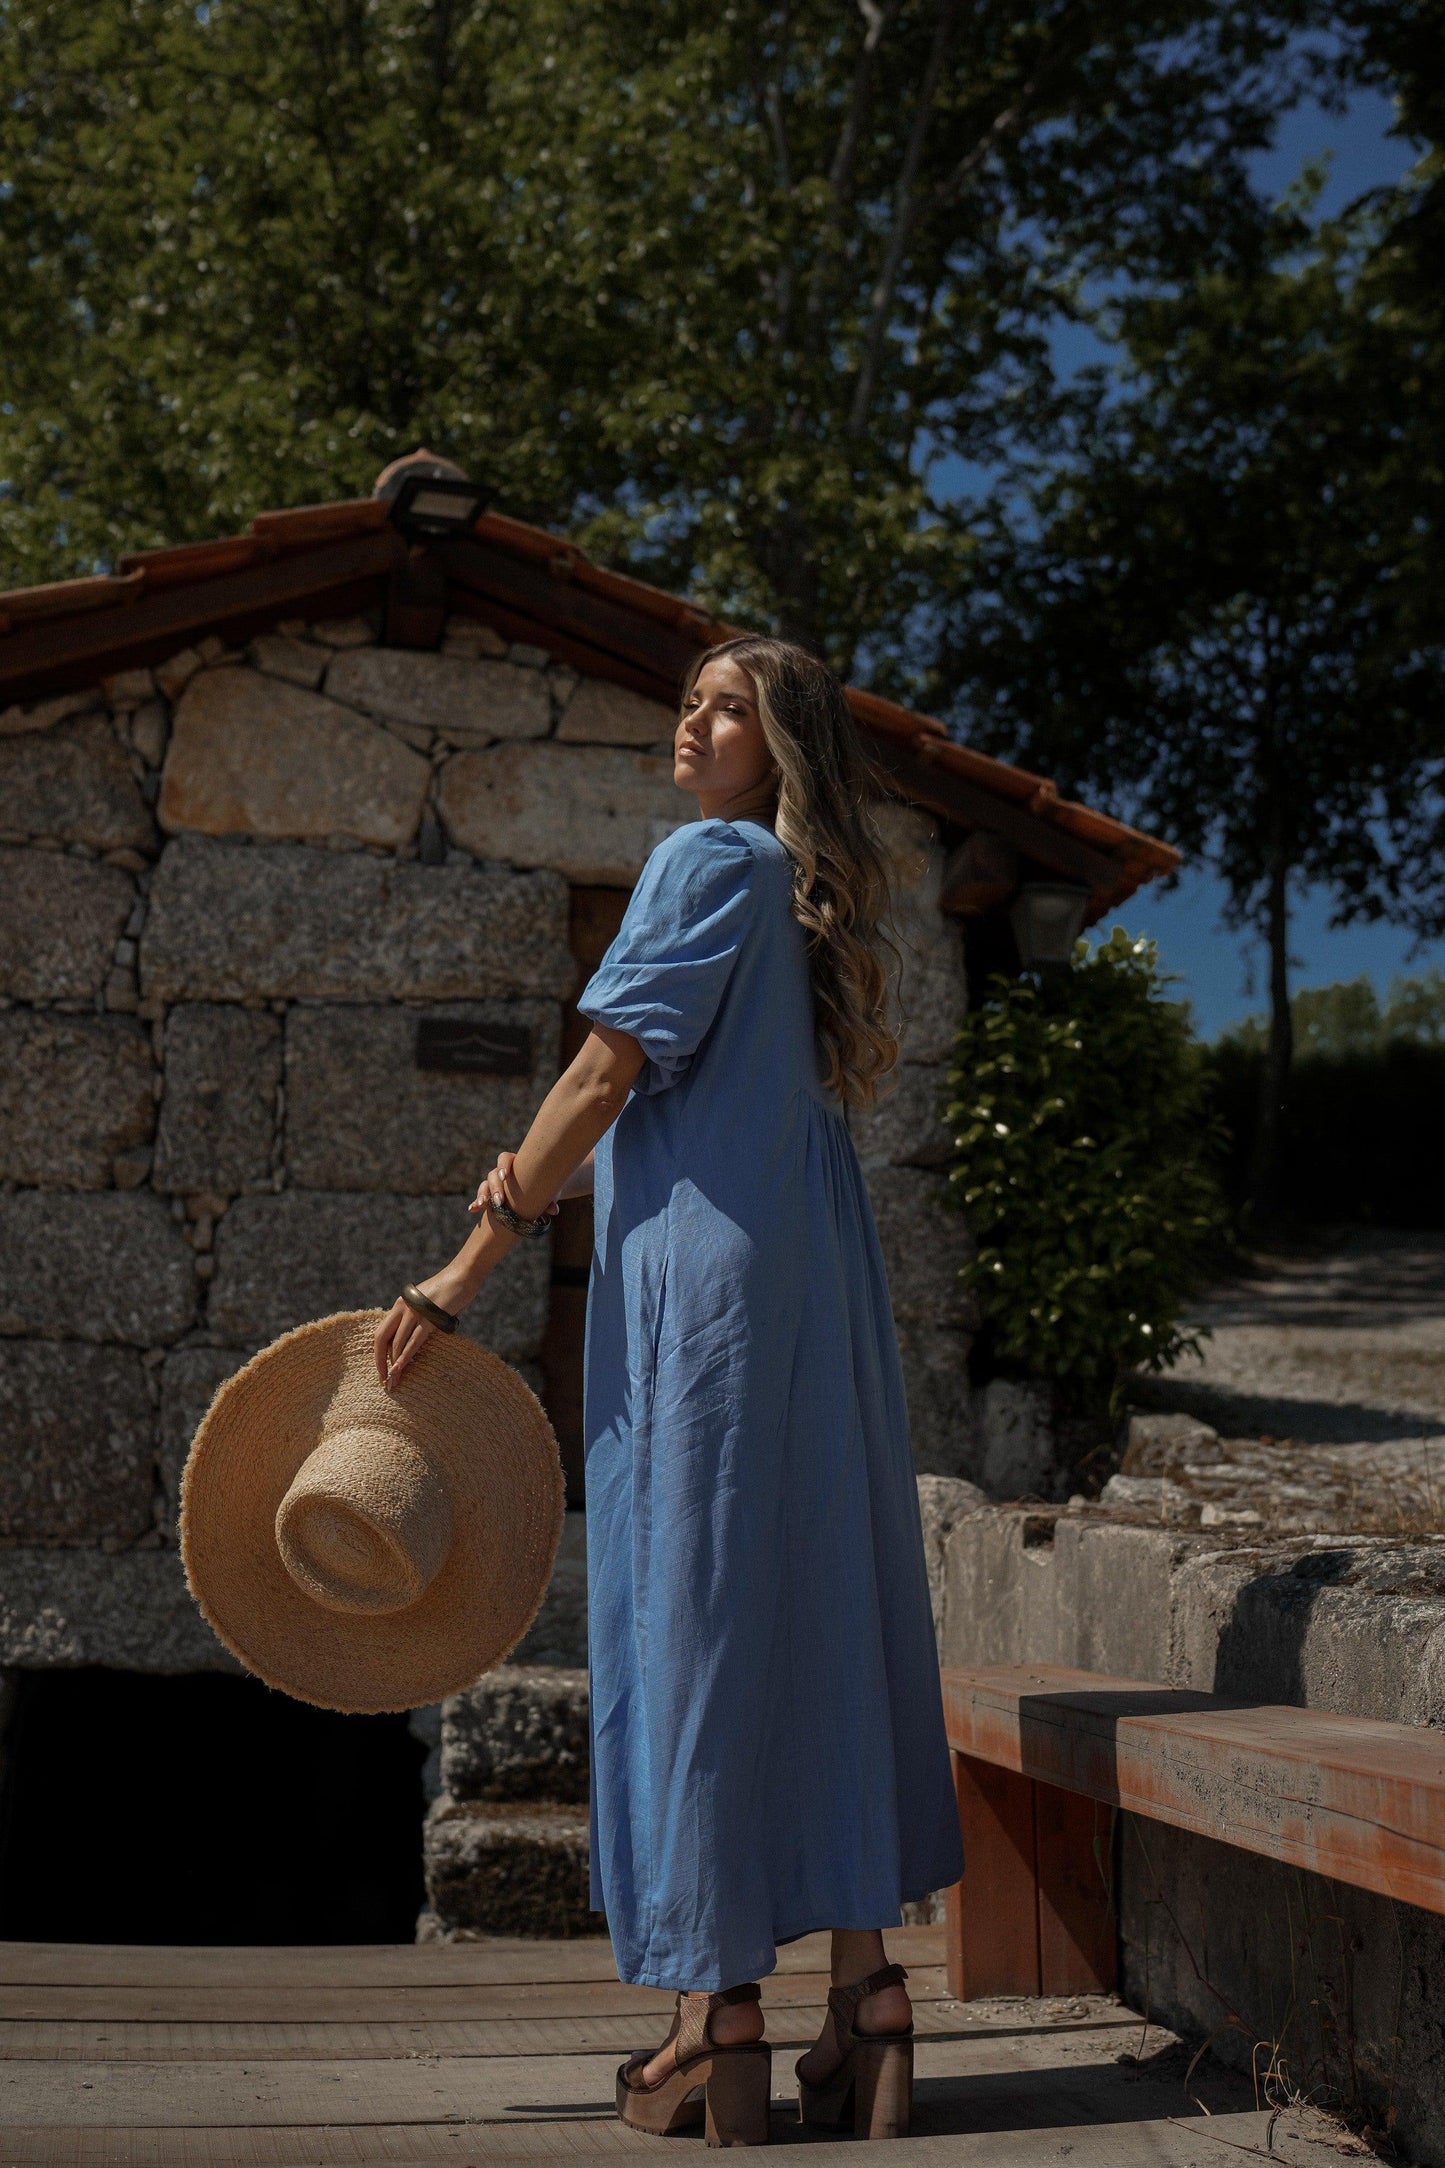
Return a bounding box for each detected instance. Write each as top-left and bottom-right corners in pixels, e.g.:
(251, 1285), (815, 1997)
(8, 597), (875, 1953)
(676, 1980), (761, 2060)
(827, 1962), (908, 2026)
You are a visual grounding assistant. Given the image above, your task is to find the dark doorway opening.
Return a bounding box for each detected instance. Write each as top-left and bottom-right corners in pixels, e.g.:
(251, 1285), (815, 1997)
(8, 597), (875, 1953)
(0, 1669), (427, 1944)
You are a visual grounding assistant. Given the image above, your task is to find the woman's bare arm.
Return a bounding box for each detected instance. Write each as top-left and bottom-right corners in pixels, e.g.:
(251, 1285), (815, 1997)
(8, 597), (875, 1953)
(374, 1025), (643, 1387)
(473, 1145), (595, 1220)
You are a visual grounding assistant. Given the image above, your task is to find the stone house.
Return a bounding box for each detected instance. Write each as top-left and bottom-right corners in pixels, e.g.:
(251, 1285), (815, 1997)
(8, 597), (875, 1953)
(0, 462), (1175, 1939)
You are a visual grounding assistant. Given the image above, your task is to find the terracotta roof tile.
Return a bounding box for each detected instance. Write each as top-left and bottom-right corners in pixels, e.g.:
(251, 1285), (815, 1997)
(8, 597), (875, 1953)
(0, 493), (1180, 906)
(0, 569), (147, 631)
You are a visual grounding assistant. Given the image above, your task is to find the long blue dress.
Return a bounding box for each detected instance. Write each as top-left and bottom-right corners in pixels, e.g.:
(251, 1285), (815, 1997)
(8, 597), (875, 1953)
(577, 816), (963, 1992)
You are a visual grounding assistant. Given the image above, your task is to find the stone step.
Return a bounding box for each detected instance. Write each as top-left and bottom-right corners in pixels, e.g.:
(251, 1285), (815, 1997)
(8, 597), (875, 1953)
(421, 1796), (951, 1944)
(441, 1664), (589, 1803)
(423, 1799), (594, 1939)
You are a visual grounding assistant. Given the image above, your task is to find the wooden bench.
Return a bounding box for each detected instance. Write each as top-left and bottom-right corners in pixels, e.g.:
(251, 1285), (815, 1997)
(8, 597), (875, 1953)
(939, 1662), (1445, 2001)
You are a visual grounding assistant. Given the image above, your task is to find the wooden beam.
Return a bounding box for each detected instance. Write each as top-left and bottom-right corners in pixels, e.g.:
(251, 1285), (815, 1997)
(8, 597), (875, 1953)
(435, 535), (702, 685)
(383, 550), (448, 650)
(868, 737), (1122, 893)
(943, 1663), (1445, 1918)
(1034, 1785), (1116, 1994)
(0, 533), (405, 705)
(944, 1755), (1040, 1999)
(940, 833), (1019, 917)
(443, 594), (679, 705)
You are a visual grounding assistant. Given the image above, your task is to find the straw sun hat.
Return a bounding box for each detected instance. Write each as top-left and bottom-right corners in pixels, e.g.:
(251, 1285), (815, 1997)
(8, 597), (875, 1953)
(180, 1312), (565, 1714)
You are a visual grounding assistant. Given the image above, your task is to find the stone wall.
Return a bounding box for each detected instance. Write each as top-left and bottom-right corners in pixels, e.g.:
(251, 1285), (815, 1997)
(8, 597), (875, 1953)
(938, 1498), (1445, 2163)
(0, 610), (978, 1670)
(852, 806), (975, 1477)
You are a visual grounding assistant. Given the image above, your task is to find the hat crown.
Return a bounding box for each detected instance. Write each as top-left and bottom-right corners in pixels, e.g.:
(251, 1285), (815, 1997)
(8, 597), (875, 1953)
(182, 1312), (565, 1713)
(275, 1427), (454, 1616)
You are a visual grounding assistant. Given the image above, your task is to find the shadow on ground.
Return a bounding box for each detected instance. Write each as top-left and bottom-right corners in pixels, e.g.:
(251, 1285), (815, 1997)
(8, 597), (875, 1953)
(1130, 1371), (1445, 1445)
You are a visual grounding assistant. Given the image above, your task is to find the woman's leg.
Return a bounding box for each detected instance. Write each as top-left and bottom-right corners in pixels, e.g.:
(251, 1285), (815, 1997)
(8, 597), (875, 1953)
(641, 1986), (766, 2085)
(794, 1929), (912, 2086)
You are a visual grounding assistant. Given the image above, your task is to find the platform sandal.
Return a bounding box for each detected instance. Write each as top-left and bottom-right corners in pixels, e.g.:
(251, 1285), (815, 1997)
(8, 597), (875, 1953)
(796, 1962), (913, 2139)
(617, 1982), (772, 2146)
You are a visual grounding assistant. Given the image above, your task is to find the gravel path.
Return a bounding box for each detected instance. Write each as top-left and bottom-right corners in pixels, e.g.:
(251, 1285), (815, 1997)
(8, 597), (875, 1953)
(1138, 1229), (1445, 1445)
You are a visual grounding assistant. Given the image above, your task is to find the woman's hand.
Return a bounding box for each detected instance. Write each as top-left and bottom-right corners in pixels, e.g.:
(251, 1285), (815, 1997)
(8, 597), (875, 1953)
(376, 1032), (635, 1393)
(470, 1149), (561, 1222)
(373, 1269), (468, 1391)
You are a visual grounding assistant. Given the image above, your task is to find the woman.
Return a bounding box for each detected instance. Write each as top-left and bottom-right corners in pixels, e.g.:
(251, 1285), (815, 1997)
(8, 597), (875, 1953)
(375, 637), (964, 2144)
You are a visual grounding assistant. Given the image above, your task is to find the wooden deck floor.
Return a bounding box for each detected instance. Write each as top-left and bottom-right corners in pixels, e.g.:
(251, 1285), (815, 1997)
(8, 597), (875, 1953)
(0, 1927), (1359, 2166)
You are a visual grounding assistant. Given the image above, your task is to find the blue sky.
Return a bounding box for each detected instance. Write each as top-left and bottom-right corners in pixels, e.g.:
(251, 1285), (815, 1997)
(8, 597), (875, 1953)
(987, 85), (1433, 1039)
(1100, 870), (1440, 1039)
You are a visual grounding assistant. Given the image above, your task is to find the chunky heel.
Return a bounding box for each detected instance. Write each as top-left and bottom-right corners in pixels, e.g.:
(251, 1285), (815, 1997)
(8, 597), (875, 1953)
(618, 1983), (767, 2141)
(851, 2036), (913, 2139)
(794, 1962), (913, 2141)
(797, 2068), (851, 2129)
(705, 2046), (772, 2146)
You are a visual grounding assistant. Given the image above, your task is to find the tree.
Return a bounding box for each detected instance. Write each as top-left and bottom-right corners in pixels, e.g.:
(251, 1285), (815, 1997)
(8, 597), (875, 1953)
(1345, 0), (1445, 450)
(1207, 968), (1445, 1226)
(1220, 968), (1445, 1054)
(1382, 967), (1445, 1044)
(1220, 975), (1384, 1056)
(943, 202), (1445, 1217)
(0, 0), (1337, 678)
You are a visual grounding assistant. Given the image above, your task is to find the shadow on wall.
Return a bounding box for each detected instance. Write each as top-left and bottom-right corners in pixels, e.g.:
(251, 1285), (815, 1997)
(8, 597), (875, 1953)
(1213, 1548), (1358, 1706)
(0, 1669), (427, 1944)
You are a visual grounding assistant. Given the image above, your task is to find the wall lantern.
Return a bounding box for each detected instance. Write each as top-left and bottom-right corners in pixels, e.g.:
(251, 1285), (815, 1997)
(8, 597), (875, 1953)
(1009, 881), (1093, 969)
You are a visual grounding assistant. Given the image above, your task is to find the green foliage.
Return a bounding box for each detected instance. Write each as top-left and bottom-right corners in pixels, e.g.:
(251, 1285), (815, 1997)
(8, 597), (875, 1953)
(945, 929), (1227, 1413)
(1220, 969), (1445, 1056)
(943, 188), (1445, 1211)
(1210, 968), (1445, 1226)
(1381, 968), (1445, 1047)
(0, 0), (1340, 676)
(1292, 978), (1389, 1059)
(945, 203), (1445, 954)
(1207, 1036), (1445, 1225)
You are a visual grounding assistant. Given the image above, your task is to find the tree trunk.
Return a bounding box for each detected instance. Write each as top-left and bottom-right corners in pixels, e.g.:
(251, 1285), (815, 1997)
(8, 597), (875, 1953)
(1247, 844), (1293, 1225)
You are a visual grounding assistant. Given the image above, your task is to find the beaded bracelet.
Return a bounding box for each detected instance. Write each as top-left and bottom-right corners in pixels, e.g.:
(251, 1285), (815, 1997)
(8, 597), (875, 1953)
(487, 1195), (554, 1239)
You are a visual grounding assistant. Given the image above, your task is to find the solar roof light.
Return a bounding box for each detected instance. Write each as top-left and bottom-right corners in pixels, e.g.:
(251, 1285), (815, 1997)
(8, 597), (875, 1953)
(1009, 881), (1092, 970)
(386, 472), (494, 540)
(374, 451), (494, 541)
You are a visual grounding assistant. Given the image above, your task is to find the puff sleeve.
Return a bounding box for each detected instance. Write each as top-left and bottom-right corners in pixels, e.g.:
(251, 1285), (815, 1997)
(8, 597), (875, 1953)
(577, 820), (756, 1095)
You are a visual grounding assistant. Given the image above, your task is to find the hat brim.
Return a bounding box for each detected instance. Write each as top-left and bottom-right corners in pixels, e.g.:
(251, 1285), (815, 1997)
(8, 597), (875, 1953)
(180, 1313), (566, 1714)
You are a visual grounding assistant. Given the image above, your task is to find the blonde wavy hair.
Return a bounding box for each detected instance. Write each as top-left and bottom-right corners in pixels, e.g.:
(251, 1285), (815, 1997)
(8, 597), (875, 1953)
(681, 636), (899, 1108)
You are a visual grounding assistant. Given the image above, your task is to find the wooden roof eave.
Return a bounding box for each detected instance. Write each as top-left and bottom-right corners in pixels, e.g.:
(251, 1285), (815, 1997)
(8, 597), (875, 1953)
(434, 532), (716, 685)
(0, 530), (406, 705)
(868, 730), (1159, 918)
(436, 529), (1178, 910)
(0, 493), (1179, 919)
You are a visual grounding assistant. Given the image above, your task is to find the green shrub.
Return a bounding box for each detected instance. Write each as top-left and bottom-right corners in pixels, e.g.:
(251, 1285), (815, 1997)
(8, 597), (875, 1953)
(945, 929), (1228, 1415)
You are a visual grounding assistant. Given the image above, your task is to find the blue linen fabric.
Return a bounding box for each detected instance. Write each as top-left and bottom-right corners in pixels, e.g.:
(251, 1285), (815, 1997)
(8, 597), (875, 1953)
(577, 816), (964, 1991)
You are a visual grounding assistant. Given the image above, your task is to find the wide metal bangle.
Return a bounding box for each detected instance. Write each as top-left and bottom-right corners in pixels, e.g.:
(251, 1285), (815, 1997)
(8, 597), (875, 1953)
(400, 1283), (459, 1333)
(487, 1196), (553, 1239)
